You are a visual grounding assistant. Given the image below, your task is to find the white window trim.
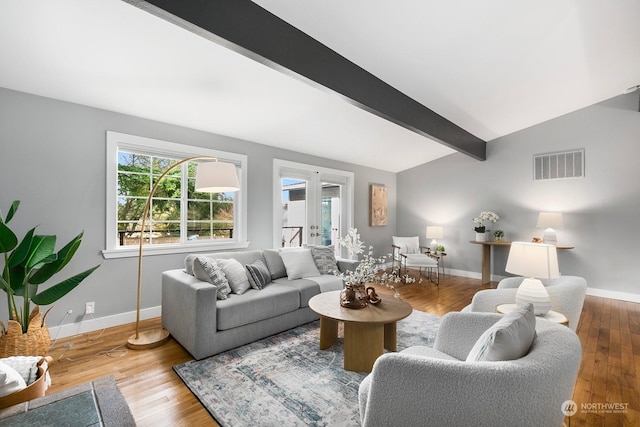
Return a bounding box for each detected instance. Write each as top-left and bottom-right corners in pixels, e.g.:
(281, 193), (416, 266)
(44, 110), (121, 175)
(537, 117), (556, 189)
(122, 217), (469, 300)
(272, 159), (354, 249)
(102, 131), (248, 259)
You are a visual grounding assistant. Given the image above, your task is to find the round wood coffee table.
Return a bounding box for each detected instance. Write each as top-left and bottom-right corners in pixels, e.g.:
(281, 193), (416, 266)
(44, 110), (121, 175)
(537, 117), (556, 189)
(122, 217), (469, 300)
(309, 290), (412, 372)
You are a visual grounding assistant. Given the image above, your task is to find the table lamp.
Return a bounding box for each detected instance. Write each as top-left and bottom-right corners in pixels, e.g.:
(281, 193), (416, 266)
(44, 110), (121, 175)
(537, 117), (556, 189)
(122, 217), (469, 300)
(536, 212), (564, 245)
(426, 226), (443, 253)
(505, 242), (559, 315)
(127, 157), (240, 350)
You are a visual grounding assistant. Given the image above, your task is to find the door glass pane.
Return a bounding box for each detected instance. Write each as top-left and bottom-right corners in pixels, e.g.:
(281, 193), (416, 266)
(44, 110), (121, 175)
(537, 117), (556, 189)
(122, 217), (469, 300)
(321, 181), (342, 256)
(281, 178), (306, 247)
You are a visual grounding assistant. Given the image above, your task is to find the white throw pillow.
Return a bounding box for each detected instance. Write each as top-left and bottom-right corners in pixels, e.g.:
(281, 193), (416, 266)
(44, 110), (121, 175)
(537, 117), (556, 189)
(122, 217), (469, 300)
(392, 236), (420, 254)
(0, 361), (27, 398)
(466, 303), (536, 362)
(216, 258), (252, 294)
(279, 249), (321, 280)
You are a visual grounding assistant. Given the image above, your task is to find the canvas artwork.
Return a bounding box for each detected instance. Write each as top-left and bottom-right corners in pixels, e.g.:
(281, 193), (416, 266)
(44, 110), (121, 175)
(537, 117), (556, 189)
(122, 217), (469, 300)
(370, 184), (387, 227)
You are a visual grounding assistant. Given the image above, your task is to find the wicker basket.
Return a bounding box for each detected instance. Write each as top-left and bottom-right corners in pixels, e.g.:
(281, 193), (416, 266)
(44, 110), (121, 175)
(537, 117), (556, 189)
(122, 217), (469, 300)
(0, 307), (51, 357)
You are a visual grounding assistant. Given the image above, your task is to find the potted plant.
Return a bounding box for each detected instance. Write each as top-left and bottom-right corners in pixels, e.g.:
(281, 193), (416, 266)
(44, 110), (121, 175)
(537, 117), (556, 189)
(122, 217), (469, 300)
(473, 211), (500, 241)
(493, 230), (505, 242)
(0, 200), (100, 356)
(436, 244), (446, 254)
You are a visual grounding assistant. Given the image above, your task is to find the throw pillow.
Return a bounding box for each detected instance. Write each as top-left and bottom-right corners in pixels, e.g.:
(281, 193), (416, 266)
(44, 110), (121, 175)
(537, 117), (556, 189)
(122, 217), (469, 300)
(262, 249), (287, 280)
(0, 361), (27, 398)
(307, 245), (339, 274)
(216, 258), (252, 294)
(466, 303), (536, 362)
(192, 256), (231, 300)
(392, 236), (420, 254)
(246, 259), (271, 290)
(184, 254), (199, 275)
(279, 248), (321, 280)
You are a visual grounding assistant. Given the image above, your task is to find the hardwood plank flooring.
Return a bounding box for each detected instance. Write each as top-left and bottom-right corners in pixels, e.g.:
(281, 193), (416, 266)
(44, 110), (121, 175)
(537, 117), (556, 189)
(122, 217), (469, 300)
(45, 274), (639, 426)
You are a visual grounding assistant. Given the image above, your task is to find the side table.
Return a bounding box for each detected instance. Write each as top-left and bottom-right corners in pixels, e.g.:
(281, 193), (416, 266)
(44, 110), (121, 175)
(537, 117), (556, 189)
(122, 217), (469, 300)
(428, 252), (446, 278)
(496, 303), (569, 327)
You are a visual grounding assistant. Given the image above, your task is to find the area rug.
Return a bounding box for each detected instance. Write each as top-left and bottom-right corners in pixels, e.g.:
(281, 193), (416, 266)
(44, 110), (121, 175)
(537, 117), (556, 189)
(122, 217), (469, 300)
(174, 309), (440, 427)
(0, 376), (135, 426)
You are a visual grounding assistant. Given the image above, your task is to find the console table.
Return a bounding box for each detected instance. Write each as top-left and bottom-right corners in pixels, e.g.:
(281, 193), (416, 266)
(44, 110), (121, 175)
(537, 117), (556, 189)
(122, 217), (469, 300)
(469, 241), (575, 285)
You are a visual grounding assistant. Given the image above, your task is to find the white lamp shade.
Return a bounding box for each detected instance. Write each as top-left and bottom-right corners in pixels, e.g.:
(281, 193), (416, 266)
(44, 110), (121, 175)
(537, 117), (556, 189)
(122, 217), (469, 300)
(505, 242), (560, 279)
(195, 161), (240, 193)
(515, 278), (551, 315)
(536, 212), (564, 229)
(426, 226), (443, 239)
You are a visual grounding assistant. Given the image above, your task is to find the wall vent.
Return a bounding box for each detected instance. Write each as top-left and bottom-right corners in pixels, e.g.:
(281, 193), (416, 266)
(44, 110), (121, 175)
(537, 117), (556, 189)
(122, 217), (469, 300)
(533, 149), (584, 181)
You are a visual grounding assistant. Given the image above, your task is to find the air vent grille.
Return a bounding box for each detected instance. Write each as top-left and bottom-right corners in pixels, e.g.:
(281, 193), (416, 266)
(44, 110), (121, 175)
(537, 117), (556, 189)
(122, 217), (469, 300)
(533, 149), (584, 181)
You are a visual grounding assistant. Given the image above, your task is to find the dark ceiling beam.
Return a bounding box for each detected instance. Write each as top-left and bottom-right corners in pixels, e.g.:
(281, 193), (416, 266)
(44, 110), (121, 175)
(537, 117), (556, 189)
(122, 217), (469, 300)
(127, 0), (486, 160)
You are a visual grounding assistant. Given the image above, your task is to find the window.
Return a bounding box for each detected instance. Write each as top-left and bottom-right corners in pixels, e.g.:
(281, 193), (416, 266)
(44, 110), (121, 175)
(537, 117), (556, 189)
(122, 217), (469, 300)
(103, 132), (248, 259)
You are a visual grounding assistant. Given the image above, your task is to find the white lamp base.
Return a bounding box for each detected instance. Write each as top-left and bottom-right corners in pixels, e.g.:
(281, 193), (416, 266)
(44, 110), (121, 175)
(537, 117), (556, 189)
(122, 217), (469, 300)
(515, 278), (551, 315)
(542, 228), (557, 245)
(430, 239), (438, 253)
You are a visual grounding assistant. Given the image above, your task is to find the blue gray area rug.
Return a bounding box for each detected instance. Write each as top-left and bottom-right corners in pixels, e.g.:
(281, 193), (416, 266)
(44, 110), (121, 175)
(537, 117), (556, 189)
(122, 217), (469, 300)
(174, 309), (440, 427)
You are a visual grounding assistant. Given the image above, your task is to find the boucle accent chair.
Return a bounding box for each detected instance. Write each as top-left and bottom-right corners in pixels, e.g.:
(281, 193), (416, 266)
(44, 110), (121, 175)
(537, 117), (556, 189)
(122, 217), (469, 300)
(358, 312), (582, 427)
(462, 275), (587, 331)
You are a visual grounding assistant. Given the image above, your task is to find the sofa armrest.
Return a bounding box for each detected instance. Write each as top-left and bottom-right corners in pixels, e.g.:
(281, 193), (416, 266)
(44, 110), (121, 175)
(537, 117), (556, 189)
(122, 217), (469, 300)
(465, 287), (518, 313)
(432, 312), (502, 359)
(161, 269), (219, 360)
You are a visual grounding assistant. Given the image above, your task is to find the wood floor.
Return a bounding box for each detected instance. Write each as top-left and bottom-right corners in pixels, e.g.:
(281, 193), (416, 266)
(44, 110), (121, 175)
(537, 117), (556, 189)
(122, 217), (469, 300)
(46, 274), (639, 426)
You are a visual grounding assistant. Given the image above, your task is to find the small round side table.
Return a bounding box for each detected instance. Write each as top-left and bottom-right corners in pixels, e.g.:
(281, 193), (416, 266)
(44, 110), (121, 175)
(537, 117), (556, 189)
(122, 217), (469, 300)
(496, 303), (569, 327)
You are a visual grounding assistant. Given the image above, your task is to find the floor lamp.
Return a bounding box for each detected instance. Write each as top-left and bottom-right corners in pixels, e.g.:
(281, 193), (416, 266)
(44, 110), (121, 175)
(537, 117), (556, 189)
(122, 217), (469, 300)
(127, 156), (240, 350)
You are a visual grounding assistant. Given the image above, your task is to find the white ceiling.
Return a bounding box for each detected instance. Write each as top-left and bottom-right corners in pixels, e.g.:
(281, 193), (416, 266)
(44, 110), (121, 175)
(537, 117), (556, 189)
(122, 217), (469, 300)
(1, 0), (639, 172)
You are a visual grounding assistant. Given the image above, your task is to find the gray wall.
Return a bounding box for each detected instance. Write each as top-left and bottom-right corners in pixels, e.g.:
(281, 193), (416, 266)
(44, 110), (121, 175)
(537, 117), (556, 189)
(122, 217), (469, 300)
(0, 88), (396, 330)
(398, 92), (640, 299)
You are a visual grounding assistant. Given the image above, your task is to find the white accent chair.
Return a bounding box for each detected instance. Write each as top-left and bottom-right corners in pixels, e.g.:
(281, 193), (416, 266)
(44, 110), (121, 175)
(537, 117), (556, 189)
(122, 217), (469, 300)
(462, 275), (587, 331)
(358, 311), (582, 427)
(391, 236), (439, 284)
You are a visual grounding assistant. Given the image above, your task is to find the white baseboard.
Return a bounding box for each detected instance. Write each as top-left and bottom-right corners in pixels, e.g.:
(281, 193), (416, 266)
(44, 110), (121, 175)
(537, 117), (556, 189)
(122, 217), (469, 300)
(49, 306), (161, 340)
(47, 275), (640, 342)
(585, 287), (640, 303)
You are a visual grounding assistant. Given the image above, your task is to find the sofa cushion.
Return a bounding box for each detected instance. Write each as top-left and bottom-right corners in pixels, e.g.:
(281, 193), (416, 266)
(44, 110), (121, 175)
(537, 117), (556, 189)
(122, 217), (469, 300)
(217, 258), (251, 295)
(262, 249), (287, 280)
(184, 254), (198, 275)
(279, 249), (320, 280)
(246, 259), (271, 290)
(216, 284), (301, 330)
(307, 245), (339, 274)
(466, 303), (536, 362)
(273, 277), (320, 307)
(192, 256), (231, 300)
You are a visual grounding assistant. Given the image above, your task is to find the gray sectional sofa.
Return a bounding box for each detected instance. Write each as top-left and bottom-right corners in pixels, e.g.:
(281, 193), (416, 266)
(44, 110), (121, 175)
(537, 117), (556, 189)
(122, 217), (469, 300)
(162, 249), (353, 360)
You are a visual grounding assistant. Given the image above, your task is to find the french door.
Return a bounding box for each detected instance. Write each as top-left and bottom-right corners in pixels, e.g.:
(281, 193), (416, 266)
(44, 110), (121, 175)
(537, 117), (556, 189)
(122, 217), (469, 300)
(273, 160), (354, 255)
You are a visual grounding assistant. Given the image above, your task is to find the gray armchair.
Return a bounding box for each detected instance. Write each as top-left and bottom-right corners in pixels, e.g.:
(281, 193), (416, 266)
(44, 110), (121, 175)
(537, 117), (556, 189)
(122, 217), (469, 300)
(358, 311), (582, 427)
(462, 275), (587, 331)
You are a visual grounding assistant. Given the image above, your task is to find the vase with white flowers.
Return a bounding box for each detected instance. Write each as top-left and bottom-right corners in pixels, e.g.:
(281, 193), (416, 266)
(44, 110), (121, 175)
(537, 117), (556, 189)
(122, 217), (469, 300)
(473, 211), (500, 241)
(333, 228), (416, 307)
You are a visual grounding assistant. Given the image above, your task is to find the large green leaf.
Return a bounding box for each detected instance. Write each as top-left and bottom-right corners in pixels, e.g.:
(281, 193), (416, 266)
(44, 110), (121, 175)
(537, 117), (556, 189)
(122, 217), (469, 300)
(29, 232), (83, 285)
(25, 235), (56, 269)
(0, 222), (18, 254)
(6, 265), (26, 293)
(4, 201), (19, 224)
(31, 265), (101, 306)
(8, 227), (36, 268)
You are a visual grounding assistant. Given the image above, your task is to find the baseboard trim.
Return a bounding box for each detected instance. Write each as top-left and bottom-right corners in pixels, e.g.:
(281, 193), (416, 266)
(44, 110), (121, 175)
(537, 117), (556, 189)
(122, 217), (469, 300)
(49, 306), (161, 340)
(48, 274), (640, 341)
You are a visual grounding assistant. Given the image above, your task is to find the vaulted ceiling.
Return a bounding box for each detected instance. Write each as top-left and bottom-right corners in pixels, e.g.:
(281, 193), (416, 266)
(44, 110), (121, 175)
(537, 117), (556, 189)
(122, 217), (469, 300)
(1, 0), (638, 172)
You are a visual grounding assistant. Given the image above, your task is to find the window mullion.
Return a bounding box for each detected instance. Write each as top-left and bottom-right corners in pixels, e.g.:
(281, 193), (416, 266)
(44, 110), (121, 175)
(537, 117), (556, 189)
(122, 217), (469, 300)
(180, 162), (188, 244)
